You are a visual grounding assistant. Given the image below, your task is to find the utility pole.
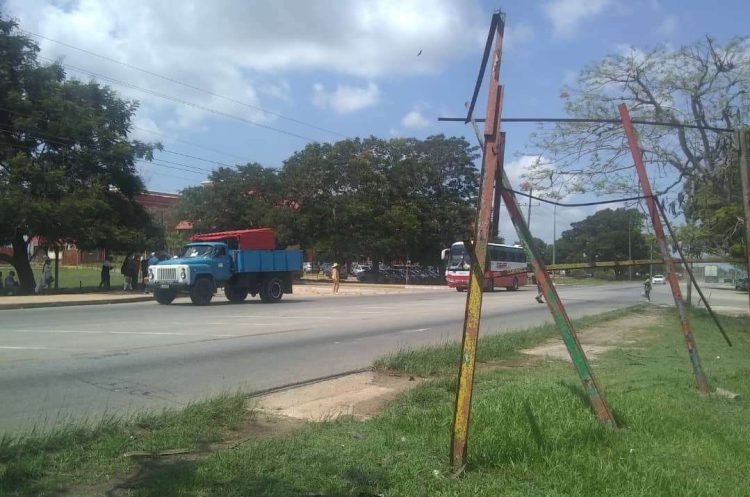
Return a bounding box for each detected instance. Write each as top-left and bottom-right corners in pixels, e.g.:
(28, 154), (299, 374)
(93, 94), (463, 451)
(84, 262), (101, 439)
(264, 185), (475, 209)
(739, 129), (750, 313)
(628, 215), (632, 281)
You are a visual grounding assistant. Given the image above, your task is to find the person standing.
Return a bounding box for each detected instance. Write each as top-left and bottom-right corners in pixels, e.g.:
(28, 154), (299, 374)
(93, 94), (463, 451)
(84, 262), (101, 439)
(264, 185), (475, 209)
(130, 256), (141, 291)
(331, 262), (341, 294)
(644, 276), (652, 302)
(4, 271), (19, 295)
(99, 257), (113, 290)
(121, 255), (133, 291)
(36, 258), (52, 293)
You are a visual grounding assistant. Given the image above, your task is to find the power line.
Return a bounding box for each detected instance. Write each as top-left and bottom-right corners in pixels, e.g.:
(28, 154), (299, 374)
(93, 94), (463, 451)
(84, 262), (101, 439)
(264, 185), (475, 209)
(132, 125), (252, 163)
(38, 56), (319, 142)
(438, 116), (735, 133)
(23, 30), (349, 139)
(0, 106), (233, 173)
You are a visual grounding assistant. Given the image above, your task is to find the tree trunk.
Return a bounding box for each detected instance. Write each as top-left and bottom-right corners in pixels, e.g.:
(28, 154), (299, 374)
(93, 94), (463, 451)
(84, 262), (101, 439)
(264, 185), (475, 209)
(12, 232), (35, 294)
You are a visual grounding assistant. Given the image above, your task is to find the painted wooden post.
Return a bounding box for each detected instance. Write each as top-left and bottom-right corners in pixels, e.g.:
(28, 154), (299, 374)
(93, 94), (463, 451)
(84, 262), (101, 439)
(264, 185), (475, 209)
(619, 103), (710, 394)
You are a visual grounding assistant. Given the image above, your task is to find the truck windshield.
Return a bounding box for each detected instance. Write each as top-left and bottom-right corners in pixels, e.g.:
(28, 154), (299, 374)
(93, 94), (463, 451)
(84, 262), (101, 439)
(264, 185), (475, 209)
(180, 245), (214, 258)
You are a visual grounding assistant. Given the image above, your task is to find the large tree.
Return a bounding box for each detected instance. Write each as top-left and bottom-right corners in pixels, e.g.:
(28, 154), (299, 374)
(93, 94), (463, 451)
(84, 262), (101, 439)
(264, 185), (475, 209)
(175, 135), (479, 267)
(527, 36), (749, 257)
(554, 208), (647, 277)
(0, 17), (161, 292)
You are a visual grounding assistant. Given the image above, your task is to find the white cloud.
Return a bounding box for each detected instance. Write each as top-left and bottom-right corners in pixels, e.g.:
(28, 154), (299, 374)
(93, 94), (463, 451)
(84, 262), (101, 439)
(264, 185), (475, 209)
(3, 0), (486, 131)
(401, 109), (430, 129)
(312, 82), (380, 114)
(542, 0), (611, 39)
(656, 15), (677, 37)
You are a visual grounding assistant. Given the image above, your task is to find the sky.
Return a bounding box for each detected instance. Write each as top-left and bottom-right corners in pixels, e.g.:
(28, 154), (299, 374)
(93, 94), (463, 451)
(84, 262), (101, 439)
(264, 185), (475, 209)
(3, 0), (749, 244)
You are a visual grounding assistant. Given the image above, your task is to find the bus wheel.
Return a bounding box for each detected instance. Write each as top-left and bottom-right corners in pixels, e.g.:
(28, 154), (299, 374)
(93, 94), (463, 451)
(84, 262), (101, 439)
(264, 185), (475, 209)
(506, 277), (519, 291)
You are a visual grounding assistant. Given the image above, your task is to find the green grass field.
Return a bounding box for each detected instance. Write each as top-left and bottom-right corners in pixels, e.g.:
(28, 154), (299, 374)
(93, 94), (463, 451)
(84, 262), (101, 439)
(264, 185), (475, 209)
(1, 306), (748, 496)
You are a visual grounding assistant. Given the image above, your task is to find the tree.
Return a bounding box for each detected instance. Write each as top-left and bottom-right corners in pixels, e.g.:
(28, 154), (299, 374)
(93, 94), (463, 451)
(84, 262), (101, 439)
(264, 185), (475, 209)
(279, 135), (479, 266)
(554, 208), (647, 278)
(528, 37), (749, 216)
(0, 17), (161, 292)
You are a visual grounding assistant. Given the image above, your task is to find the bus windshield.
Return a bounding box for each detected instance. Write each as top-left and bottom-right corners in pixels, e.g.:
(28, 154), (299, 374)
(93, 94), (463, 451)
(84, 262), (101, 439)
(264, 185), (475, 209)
(448, 244), (468, 268)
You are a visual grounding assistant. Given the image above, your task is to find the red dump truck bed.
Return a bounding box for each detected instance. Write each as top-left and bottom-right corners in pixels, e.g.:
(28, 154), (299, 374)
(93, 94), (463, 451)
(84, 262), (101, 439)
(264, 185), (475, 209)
(190, 228), (276, 250)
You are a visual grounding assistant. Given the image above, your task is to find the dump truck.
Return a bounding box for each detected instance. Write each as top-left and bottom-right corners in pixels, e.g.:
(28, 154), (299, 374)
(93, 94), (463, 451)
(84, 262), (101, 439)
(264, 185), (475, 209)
(147, 228), (303, 305)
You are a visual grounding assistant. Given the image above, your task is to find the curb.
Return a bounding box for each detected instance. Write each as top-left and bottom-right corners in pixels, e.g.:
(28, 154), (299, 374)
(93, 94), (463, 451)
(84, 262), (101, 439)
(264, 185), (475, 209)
(0, 295), (153, 311)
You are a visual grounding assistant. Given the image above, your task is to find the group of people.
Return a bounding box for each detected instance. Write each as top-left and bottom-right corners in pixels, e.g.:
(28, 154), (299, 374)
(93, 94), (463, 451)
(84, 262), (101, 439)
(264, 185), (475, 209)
(117, 252), (167, 292)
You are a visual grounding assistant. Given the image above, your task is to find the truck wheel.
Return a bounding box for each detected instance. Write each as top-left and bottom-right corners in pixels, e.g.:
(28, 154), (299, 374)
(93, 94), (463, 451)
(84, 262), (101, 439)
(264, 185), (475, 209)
(225, 285), (248, 303)
(190, 277), (214, 305)
(506, 277), (519, 291)
(260, 276), (284, 303)
(154, 288), (176, 305)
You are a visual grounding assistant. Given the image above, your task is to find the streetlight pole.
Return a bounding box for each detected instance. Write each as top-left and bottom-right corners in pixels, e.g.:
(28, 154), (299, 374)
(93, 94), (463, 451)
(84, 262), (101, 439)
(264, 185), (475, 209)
(628, 215), (632, 281)
(552, 203), (557, 266)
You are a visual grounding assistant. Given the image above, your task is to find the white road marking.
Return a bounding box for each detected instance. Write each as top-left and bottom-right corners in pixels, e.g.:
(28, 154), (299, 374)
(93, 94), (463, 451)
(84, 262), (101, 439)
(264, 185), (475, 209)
(0, 346), (52, 350)
(400, 328), (431, 334)
(2, 329), (238, 337)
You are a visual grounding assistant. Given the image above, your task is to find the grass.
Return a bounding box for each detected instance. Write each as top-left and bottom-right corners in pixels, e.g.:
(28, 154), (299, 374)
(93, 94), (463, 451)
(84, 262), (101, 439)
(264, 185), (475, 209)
(374, 305), (646, 376)
(0, 264), (128, 293)
(0, 394), (248, 496)
(2, 307), (749, 496)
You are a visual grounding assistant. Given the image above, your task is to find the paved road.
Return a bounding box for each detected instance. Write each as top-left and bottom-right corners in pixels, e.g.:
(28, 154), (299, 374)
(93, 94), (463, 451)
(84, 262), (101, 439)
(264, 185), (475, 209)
(0, 282), (744, 432)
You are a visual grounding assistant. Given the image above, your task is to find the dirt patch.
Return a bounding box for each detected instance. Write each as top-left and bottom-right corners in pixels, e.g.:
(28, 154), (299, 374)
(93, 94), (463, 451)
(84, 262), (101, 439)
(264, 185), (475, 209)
(521, 308), (662, 362)
(255, 371), (421, 421)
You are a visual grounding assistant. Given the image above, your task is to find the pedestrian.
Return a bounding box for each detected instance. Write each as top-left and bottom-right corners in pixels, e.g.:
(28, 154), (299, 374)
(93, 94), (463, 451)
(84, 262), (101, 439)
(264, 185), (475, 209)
(331, 262), (341, 294)
(121, 255), (133, 291)
(130, 256), (140, 291)
(140, 256), (149, 292)
(643, 276), (652, 301)
(99, 256), (113, 290)
(4, 271), (19, 295)
(35, 258), (52, 293)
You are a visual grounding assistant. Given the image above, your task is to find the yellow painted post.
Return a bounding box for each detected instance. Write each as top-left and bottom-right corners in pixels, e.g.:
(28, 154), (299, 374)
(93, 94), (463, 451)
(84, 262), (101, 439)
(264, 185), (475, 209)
(450, 11), (504, 470)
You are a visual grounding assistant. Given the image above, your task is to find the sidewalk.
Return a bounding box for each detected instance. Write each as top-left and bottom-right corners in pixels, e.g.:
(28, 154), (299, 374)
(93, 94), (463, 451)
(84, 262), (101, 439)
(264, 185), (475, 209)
(0, 292), (152, 310)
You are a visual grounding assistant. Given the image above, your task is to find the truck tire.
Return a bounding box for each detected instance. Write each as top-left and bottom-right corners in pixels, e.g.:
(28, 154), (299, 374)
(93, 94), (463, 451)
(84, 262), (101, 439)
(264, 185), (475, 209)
(260, 276), (284, 303)
(225, 285), (248, 303)
(154, 288), (176, 305)
(190, 277), (214, 305)
(506, 277), (519, 291)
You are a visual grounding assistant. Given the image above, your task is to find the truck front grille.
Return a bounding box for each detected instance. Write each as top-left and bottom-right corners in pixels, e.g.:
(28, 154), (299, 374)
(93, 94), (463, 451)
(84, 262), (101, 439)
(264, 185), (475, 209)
(157, 267), (178, 281)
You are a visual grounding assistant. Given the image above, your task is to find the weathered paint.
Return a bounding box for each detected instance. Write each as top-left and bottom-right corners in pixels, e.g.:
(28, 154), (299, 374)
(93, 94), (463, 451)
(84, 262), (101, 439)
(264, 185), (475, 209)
(618, 103), (710, 394)
(450, 12), (504, 470)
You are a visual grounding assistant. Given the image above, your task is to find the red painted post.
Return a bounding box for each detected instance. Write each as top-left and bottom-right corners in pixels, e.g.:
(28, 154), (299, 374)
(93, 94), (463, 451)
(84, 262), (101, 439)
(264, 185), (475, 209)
(618, 103), (710, 394)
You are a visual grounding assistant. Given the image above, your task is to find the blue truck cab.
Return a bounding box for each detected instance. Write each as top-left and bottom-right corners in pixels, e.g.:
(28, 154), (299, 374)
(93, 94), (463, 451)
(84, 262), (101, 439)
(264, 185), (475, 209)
(147, 237), (303, 306)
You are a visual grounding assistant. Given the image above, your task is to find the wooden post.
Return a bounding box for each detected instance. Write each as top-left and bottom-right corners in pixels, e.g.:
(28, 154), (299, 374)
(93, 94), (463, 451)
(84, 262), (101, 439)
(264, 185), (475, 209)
(450, 12), (504, 470)
(619, 103), (710, 394)
(739, 129), (750, 313)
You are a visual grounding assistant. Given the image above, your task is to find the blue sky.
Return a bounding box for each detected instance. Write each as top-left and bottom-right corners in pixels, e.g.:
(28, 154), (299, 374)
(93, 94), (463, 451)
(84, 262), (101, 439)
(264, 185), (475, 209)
(4, 0), (749, 242)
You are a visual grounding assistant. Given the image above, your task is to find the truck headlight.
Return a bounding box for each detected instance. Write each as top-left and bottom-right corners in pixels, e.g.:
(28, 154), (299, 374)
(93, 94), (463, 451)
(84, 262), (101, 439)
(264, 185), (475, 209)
(180, 268), (186, 280)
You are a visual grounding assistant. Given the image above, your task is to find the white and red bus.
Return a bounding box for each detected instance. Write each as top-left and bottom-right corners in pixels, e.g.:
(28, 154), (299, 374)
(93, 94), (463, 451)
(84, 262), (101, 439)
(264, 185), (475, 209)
(442, 241), (528, 292)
